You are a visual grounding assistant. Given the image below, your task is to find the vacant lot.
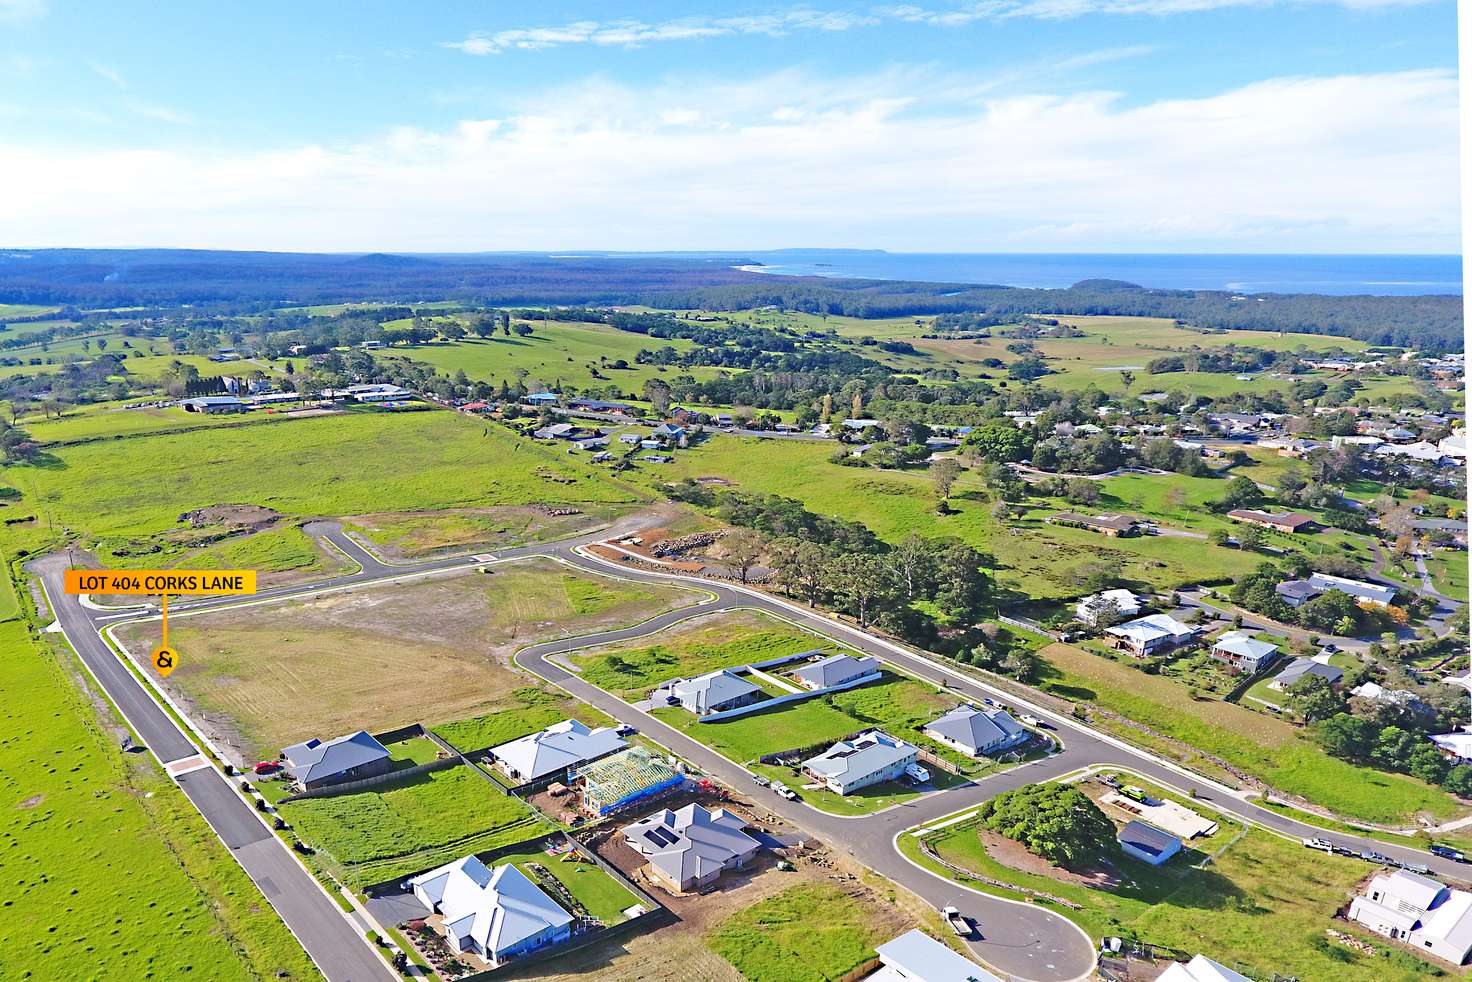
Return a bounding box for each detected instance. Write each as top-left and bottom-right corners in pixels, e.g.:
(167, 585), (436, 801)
(7, 408), (641, 564)
(1037, 642), (1465, 825)
(117, 560), (694, 761)
(346, 503), (630, 560)
(0, 622), (318, 981)
(706, 883), (914, 982)
(432, 687), (618, 753)
(282, 765), (543, 884)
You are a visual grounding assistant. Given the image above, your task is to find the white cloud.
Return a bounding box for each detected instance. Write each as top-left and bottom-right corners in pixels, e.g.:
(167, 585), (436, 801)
(0, 0), (45, 23)
(0, 68), (1457, 252)
(89, 63), (127, 88)
(446, 0), (1436, 52)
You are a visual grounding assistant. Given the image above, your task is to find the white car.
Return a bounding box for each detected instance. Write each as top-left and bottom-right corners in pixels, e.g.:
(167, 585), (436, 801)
(1020, 714), (1042, 727)
(905, 763), (931, 784)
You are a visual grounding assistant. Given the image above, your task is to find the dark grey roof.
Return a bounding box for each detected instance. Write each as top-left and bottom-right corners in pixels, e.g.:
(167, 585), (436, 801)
(1275, 657), (1344, 687)
(924, 705), (1025, 753)
(282, 730), (389, 784)
(1118, 820), (1180, 858)
(789, 653), (879, 688)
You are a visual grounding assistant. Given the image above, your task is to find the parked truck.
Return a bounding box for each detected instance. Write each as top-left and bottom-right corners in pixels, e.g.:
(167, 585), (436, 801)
(943, 906), (972, 938)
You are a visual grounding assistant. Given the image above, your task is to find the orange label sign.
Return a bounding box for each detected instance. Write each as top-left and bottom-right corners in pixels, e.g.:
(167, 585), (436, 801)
(64, 569), (257, 596)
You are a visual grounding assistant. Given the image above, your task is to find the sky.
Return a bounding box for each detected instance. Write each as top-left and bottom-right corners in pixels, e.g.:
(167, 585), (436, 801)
(0, 0), (1461, 253)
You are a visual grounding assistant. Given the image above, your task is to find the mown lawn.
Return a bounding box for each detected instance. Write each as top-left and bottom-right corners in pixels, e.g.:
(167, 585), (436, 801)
(1036, 642), (1465, 825)
(0, 620), (319, 981)
(488, 841), (639, 924)
(432, 686), (617, 753)
(904, 810), (1445, 982)
(281, 765), (544, 882)
(18, 398), (281, 443)
(707, 884), (904, 982)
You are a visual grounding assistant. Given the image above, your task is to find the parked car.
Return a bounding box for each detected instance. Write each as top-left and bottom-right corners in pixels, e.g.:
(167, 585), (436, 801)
(1431, 845), (1468, 862)
(1020, 714), (1043, 727)
(1302, 837), (1334, 853)
(772, 782), (799, 800)
(751, 774), (771, 788)
(905, 763), (931, 784)
(615, 724), (637, 737)
(253, 760), (281, 775)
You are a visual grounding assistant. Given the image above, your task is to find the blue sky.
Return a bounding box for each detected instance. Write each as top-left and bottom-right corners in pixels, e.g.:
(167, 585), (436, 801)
(0, 0), (1461, 252)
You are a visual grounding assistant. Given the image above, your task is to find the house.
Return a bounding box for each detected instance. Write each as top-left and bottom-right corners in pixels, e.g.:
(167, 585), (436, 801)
(1117, 820), (1182, 866)
(923, 705), (1029, 757)
(1429, 732), (1472, 764)
(1411, 519), (1468, 547)
(870, 929), (1002, 982)
(1438, 434), (1467, 459)
(1050, 513), (1140, 537)
(573, 746), (683, 816)
(1376, 441), (1447, 464)
(533, 422), (577, 441)
(619, 433), (641, 444)
(1210, 631), (1280, 674)
(1226, 509), (1317, 534)
(1349, 869), (1472, 964)
(670, 669), (763, 715)
(345, 383), (412, 402)
(180, 395), (247, 414)
(1075, 588), (1142, 626)
(802, 731), (917, 795)
(650, 423), (687, 442)
(1105, 614), (1200, 657)
(489, 719), (626, 783)
(1157, 955), (1253, 982)
(525, 392), (559, 405)
(359, 340), (383, 350)
(621, 804), (760, 893)
(841, 418), (879, 431)
(1350, 682), (1421, 708)
(567, 398), (634, 414)
(572, 436), (610, 451)
(1276, 572), (1397, 608)
(1269, 657), (1343, 691)
(789, 653), (882, 690)
(281, 730), (392, 790)
(407, 857), (573, 967)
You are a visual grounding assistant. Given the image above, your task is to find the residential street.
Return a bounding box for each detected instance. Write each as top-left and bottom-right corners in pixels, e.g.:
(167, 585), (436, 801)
(35, 517), (1472, 982)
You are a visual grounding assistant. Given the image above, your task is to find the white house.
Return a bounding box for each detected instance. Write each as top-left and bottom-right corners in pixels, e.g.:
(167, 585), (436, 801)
(1349, 869), (1472, 964)
(802, 731), (917, 795)
(407, 857), (573, 966)
(1106, 614), (1200, 657)
(1430, 731), (1472, 764)
(923, 705), (1029, 757)
(870, 930), (1002, 982)
(1209, 631), (1279, 674)
(1157, 955), (1254, 982)
(1076, 589), (1142, 626)
(489, 719), (626, 783)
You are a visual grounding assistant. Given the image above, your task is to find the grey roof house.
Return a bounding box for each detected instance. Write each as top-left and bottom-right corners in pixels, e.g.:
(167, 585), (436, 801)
(789, 653), (881, 690)
(490, 719), (626, 783)
(282, 730), (392, 790)
(802, 731), (918, 795)
(1269, 657), (1344, 691)
(923, 705), (1029, 757)
(621, 804), (760, 893)
(670, 669), (763, 716)
(1118, 820), (1182, 866)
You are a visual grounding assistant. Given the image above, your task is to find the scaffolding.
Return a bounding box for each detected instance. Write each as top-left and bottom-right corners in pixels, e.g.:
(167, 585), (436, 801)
(573, 747), (683, 816)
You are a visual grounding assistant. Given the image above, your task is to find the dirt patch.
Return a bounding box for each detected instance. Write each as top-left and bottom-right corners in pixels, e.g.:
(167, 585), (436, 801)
(16, 794), (44, 809)
(980, 830), (1122, 890)
(177, 504), (283, 530)
(695, 477), (735, 486)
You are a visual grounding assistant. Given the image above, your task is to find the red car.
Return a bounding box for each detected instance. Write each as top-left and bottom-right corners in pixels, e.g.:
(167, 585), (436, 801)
(253, 760), (281, 775)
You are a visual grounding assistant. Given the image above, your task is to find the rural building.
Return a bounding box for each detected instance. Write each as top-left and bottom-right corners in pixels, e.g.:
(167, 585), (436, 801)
(1101, 791), (1217, 839)
(802, 731), (918, 795)
(1226, 509), (1317, 534)
(1268, 657), (1343, 691)
(567, 398), (634, 414)
(1209, 631), (1280, 674)
(621, 804), (760, 893)
(923, 705), (1028, 757)
(1275, 572), (1397, 608)
(281, 730), (392, 790)
(789, 653), (881, 690)
(407, 857), (573, 967)
(1157, 955), (1253, 982)
(572, 436), (610, 451)
(1049, 513), (1140, 537)
(573, 746), (683, 816)
(1349, 869), (1472, 964)
(525, 392), (559, 405)
(1105, 614), (1200, 657)
(489, 719), (626, 783)
(180, 395), (247, 414)
(1430, 732), (1472, 763)
(1075, 588), (1142, 626)
(1350, 682), (1421, 708)
(650, 423), (687, 442)
(1117, 820), (1182, 866)
(670, 669), (763, 715)
(870, 929), (1002, 982)
(533, 422), (578, 440)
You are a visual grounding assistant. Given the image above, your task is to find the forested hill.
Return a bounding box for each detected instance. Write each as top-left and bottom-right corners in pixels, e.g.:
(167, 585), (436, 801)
(0, 248), (1461, 351)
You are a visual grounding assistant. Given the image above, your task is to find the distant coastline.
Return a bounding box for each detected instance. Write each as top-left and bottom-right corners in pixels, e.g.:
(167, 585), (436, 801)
(727, 251), (1463, 297)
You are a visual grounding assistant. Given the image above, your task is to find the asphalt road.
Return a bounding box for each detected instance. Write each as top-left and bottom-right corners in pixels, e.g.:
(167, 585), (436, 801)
(37, 518), (1472, 982)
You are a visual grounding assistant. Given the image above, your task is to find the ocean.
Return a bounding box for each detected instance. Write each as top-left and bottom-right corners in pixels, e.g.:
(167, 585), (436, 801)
(730, 251), (1463, 297)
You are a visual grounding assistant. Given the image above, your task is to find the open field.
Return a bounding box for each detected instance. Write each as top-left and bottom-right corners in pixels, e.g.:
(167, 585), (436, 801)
(0, 303), (61, 319)
(6, 408), (642, 563)
(346, 503), (631, 560)
(15, 399), (289, 444)
(0, 620), (319, 981)
(1427, 550), (1468, 602)
(117, 560), (693, 761)
(706, 883), (915, 982)
(432, 687), (618, 753)
(369, 318), (727, 393)
(281, 764), (544, 883)
(1035, 642), (1465, 824)
(902, 778), (1442, 982)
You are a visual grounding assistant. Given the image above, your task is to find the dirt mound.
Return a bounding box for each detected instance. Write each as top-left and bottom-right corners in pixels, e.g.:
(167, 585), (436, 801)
(177, 504), (283, 530)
